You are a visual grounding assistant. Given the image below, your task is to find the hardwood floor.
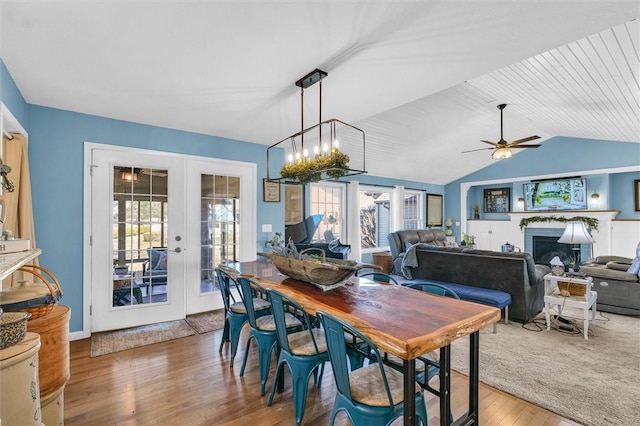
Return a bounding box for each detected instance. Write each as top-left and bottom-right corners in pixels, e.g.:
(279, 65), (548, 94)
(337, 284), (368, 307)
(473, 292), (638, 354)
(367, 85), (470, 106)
(65, 327), (580, 425)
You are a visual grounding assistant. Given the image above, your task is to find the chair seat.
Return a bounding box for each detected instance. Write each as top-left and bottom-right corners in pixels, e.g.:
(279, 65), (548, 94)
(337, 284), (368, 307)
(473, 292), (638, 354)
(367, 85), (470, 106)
(288, 328), (328, 355)
(256, 312), (300, 331)
(349, 363), (421, 407)
(230, 297), (270, 314)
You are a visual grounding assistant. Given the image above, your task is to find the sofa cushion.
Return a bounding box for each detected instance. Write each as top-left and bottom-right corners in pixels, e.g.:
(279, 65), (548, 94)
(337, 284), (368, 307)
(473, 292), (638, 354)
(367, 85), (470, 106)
(581, 264), (639, 282)
(594, 255), (633, 265)
(606, 261), (633, 271)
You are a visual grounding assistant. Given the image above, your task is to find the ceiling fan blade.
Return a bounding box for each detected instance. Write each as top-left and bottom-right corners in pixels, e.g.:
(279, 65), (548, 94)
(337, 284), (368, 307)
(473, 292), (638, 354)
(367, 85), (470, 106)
(508, 135), (541, 146)
(511, 145), (541, 149)
(480, 140), (499, 147)
(462, 147), (494, 154)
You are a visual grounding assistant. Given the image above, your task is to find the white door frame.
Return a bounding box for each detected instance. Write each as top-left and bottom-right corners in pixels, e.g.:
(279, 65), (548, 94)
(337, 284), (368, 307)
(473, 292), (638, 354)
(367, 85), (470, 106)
(82, 142), (257, 338)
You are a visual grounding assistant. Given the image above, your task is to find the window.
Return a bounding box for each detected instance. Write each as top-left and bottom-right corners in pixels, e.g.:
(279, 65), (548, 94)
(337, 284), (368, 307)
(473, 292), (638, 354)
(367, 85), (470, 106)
(359, 188), (391, 250)
(403, 191), (422, 230)
(309, 183), (345, 241)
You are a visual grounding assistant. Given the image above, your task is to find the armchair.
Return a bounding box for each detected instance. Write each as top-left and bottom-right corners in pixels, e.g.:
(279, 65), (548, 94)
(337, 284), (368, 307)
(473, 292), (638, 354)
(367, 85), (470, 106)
(142, 247), (168, 293)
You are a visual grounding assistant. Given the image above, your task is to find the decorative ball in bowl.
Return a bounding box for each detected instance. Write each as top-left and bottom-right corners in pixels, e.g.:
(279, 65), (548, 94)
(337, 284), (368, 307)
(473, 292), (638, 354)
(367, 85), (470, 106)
(0, 311), (32, 349)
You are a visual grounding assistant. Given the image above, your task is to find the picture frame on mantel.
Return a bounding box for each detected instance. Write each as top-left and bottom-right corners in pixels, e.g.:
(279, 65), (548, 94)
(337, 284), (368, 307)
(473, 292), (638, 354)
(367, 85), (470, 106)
(635, 179), (640, 212)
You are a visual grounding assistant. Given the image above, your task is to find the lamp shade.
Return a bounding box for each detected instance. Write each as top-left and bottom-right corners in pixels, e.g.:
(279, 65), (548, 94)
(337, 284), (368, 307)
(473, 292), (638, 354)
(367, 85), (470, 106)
(558, 222), (594, 244)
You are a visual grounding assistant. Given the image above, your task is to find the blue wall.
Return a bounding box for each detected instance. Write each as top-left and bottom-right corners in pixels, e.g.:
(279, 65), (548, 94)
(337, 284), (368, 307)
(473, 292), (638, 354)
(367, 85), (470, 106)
(445, 137), (640, 239)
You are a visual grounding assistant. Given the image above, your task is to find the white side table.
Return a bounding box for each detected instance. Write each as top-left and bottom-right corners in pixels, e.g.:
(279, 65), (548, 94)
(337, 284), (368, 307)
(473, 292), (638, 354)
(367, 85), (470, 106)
(544, 273), (597, 340)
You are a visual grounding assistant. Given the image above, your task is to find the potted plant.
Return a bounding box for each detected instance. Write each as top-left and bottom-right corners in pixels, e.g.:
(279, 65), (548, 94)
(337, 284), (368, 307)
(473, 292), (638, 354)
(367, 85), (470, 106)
(113, 260), (129, 275)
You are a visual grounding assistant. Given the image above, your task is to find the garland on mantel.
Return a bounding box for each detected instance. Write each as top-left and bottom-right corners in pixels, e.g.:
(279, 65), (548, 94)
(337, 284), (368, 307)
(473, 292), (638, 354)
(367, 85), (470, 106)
(519, 215), (599, 231)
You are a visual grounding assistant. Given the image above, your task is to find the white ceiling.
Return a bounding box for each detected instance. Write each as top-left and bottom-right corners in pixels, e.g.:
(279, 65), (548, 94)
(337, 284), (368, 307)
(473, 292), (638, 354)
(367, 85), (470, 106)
(1, 1), (638, 185)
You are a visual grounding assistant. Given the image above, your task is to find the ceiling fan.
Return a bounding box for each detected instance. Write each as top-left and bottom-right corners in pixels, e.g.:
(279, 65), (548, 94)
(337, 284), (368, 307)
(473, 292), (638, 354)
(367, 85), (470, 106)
(463, 103), (541, 159)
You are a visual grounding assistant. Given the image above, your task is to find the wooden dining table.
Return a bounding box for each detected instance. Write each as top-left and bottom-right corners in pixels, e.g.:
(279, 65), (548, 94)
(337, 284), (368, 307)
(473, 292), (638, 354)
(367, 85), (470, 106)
(221, 259), (500, 426)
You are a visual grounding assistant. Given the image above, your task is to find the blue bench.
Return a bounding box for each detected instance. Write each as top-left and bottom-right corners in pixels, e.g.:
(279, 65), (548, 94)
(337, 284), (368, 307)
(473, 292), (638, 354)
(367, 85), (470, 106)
(402, 278), (512, 333)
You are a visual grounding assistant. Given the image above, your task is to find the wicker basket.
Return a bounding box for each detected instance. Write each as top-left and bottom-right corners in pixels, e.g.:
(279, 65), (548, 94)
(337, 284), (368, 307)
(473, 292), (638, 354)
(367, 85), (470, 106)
(1, 265), (63, 320)
(372, 252), (393, 274)
(258, 250), (381, 290)
(557, 281), (587, 296)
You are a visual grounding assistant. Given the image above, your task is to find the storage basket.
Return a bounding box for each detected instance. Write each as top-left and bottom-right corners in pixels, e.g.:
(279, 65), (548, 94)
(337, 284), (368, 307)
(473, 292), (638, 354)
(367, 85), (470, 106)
(1, 265), (63, 320)
(557, 281), (586, 296)
(372, 252), (393, 274)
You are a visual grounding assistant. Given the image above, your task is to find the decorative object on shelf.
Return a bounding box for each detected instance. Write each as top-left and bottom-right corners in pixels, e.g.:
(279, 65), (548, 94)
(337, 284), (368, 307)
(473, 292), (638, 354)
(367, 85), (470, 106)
(461, 233), (476, 247)
(258, 242), (379, 290)
(0, 311), (30, 349)
(262, 178), (280, 202)
(461, 103), (541, 159)
(558, 221), (595, 273)
(266, 69), (367, 185)
(445, 217), (453, 236)
(550, 256), (565, 276)
(473, 204), (480, 219)
(518, 215), (599, 231)
(483, 187), (510, 213)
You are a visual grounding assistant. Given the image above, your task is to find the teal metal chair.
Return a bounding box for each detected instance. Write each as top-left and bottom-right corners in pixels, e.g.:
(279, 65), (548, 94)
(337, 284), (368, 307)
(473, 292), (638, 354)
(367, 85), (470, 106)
(317, 310), (428, 426)
(215, 267), (270, 367)
(357, 271), (400, 285)
(266, 289), (329, 426)
(237, 277), (301, 395)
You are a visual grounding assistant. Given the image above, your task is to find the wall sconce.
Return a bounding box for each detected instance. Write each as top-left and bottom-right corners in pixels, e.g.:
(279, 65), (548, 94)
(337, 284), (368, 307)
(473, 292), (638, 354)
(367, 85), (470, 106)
(517, 197), (525, 208)
(120, 168), (140, 182)
(591, 193), (600, 200)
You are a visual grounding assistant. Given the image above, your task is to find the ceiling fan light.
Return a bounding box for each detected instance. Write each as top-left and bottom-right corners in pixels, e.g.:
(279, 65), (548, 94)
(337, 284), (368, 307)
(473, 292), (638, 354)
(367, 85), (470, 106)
(492, 147), (512, 160)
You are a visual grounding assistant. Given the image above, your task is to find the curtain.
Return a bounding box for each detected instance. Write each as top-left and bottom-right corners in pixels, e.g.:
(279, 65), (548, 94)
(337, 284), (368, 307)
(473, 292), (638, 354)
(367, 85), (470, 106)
(390, 185), (404, 232)
(347, 180), (361, 261)
(2, 133), (38, 288)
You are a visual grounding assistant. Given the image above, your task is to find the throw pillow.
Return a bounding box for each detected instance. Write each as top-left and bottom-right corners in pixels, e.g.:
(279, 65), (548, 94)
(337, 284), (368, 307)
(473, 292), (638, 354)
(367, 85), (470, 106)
(155, 251), (168, 270)
(627, 257), (640, 275)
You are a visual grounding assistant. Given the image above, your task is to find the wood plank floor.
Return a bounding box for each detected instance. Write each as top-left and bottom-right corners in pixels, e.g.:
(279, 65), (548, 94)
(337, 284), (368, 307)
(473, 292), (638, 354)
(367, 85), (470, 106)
(64, 326), (581, 425)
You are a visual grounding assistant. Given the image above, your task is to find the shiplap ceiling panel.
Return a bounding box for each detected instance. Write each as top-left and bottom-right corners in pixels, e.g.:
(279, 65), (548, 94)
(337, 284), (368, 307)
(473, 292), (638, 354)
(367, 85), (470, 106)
(0, 2), (638, 185)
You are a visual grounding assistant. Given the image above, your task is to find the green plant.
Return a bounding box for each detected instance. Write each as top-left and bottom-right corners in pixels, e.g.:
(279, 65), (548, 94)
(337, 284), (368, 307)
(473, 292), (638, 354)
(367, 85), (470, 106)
(518, 215), (599, 231)
(280, 151), (350, 184)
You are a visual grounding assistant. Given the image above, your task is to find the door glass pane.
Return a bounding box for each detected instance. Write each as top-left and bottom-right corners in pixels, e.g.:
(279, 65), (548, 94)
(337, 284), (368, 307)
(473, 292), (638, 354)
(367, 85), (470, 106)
(112, 166), (168, 307)
(201, 174), (241, 294)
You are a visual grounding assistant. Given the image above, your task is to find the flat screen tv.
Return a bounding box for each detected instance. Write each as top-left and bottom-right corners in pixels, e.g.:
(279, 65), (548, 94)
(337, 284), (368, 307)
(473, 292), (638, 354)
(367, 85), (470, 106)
(523, 178), (587, 211)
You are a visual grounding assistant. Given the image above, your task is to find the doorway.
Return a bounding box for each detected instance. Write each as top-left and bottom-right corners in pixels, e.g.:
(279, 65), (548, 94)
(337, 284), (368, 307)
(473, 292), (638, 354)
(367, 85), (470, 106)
(86, 145), (257, 333)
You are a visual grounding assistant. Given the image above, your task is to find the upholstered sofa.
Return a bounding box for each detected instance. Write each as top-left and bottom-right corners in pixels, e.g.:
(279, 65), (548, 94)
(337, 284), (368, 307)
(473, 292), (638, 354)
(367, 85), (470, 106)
(388, 229), (551, 323)
(580, 255), (640, 316)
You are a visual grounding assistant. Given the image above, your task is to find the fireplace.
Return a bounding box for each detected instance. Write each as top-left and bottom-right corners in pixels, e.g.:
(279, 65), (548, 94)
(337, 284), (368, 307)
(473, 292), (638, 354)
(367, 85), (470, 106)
(533, 236), (574, 266)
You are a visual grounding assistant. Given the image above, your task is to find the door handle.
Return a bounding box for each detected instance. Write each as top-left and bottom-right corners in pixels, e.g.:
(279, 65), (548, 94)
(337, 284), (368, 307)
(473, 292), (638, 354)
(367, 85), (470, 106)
(170, 247), (183, 253)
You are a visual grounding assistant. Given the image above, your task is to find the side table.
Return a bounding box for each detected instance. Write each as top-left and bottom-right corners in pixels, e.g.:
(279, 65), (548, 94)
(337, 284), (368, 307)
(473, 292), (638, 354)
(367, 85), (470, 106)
(544, 273), (597, 340)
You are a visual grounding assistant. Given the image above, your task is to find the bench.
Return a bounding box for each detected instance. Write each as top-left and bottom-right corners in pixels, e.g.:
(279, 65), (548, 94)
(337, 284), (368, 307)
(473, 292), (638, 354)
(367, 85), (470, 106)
(403, 278), (512, 333)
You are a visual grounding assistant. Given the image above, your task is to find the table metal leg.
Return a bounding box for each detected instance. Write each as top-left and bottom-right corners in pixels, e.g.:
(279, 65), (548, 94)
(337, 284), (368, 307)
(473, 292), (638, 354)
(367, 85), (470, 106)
(403, 359), (416, 426)
(440, 345), (451, 426)
(468, 331), (479, 422)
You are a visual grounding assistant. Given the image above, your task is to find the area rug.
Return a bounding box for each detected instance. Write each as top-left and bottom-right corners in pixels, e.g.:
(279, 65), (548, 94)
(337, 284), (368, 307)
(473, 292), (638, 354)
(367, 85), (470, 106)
(185, 309), (225, 334)
(450, 308), (640, 426)
(90, 319), (195, 357)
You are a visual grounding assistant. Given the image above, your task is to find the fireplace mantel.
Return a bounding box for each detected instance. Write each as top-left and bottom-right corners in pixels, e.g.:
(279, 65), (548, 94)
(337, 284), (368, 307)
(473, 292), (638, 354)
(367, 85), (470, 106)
(466, 210), (622, 257)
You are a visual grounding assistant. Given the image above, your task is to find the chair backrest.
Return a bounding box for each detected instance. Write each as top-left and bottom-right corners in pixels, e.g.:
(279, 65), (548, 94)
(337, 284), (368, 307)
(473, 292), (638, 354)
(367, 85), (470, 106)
(317, 310), (395, 406)
(147, 247), (168, 270)
(407, 282), (460, 299)
(215, 268), (233, 312)
(237, 277), (267, 329)
(357, 272), (399, 285)
(266, 288), (319, 355)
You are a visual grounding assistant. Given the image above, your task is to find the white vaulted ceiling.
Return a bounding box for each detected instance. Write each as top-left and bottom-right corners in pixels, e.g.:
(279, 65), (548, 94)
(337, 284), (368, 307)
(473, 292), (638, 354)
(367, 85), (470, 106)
(0, 1), (638, 184)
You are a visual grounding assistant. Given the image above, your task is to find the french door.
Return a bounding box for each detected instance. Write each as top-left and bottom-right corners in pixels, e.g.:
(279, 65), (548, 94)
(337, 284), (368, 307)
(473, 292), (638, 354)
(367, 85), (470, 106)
(90, 148), (186, 332)
(87, 145), (257, 333)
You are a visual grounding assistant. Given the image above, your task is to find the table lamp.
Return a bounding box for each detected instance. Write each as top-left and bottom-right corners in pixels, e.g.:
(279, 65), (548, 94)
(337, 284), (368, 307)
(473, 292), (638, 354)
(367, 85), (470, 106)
(558, 222), (594, 272)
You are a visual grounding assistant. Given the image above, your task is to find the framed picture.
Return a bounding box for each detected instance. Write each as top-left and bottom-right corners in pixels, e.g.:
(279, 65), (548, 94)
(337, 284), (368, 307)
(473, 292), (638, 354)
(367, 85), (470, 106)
(284, 184), (304, 225)
(635, 179), (640, 212)
(484, 187), (510, 213)
(426, 194), (443, 227)
(263, 178), (280, 202)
